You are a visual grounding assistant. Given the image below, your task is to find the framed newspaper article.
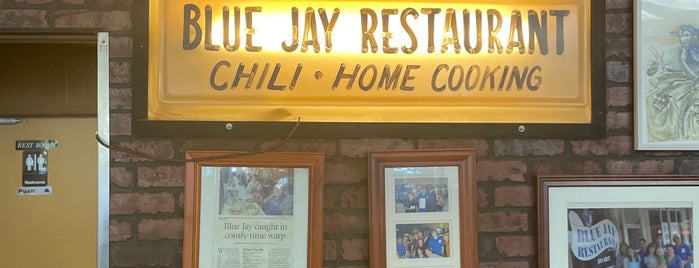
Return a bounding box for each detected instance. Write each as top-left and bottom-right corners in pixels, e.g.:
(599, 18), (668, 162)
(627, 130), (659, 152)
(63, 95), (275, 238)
(368, 149), (477, 268)
(537, 175), (699, 268)
(634, 1), (699, 150)
(183, 151), (324, 268)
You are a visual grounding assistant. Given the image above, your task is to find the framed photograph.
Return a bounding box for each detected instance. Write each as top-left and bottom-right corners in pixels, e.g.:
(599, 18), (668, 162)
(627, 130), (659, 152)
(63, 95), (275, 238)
(183, 151), (324, 268)
(634, 1), (699, 150)
(538, 175), (698, 268)
(368, 149), (477, 268)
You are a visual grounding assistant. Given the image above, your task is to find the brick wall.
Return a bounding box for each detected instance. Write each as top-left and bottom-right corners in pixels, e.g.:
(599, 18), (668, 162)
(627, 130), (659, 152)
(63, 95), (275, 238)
(3, 0), (698, 267)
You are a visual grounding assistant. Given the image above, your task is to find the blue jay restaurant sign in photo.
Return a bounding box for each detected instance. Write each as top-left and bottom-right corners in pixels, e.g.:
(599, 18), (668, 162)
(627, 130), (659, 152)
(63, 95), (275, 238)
(568, 210), (620, 268)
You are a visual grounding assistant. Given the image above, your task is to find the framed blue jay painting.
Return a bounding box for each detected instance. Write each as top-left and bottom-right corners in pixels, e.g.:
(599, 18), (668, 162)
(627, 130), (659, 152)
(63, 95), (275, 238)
(635, 1), (699, 150)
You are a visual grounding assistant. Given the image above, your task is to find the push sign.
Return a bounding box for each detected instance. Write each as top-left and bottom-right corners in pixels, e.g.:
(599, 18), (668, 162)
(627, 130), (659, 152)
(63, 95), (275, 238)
(16, 140), (57, 187)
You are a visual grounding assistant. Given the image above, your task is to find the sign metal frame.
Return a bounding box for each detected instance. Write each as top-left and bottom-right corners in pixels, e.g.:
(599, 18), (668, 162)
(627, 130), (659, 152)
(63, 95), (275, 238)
(131, 0), (605, 138)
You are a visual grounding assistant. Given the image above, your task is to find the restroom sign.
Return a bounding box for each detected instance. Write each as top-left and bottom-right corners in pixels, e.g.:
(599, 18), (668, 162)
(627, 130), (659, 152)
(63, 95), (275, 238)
(15, 140), (57, 187)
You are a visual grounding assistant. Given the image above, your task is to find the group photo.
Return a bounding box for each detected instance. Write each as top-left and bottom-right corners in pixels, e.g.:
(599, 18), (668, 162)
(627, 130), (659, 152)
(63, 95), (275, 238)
(567, 207), (693, 268)
(394, 222), (451, 259)
(394, 176), (449, 213)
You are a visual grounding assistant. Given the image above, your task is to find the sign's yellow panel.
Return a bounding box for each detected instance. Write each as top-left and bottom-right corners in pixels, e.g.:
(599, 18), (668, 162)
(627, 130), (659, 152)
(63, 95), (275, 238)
(148, 0), (591, 123)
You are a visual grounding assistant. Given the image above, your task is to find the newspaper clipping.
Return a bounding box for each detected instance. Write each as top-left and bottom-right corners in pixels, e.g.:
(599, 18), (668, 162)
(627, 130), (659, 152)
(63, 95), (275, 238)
(199, 166), (309, 268)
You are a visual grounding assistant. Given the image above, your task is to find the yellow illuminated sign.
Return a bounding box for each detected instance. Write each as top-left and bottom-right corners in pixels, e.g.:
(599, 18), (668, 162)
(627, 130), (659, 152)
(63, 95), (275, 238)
(148, 0), (591, 123)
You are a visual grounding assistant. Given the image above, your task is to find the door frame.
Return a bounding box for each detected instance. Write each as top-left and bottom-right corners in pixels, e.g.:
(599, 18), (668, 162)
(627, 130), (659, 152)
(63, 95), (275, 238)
(97, 32), (109, 268)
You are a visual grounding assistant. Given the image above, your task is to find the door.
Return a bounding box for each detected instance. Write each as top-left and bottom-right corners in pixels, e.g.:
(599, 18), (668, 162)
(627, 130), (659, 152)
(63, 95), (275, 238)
(0, 118), (98, 267)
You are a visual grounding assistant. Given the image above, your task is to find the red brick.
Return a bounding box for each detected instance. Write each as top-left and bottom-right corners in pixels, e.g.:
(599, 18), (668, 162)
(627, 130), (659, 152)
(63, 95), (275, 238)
(679, 160), (699, 174)
(494, 186), (533, 207)
(341, 238), (368, 261)
(259, 139), (299, 152)
(606, 35), (632, 58)
(495, 236), (534, 257)
(571, 136), (633, 156)
(606, 160), (633, 174)
(325, 160), (365, 184)
(478, 211), (528, 232)
(112, 140), (174, 163)
(299, 139), (338, 157)
(54, 10), (101, 28)
(494, 139), (564, 156)
(607, 111), (631, 130)
(55, 10), (131, 31)
(324, 239), (338, 261)
(109, 220), (131, 242)
(137, 166), (184, 188)
(417, 139), (489, 155)
(110, 243), (179, 267)
(109, 61), (131, 83)
(178, 192), (184, 209)
(110, 112), (131, 136)
(102, 10), (133, 32)
(180, 138), (257, 152)
(27, 0), (53, 4)
(62, 0), (85, 5)
(340, 186), (367, 209)
(110, 192), (176, 214)
(109, 36), (132, 57)
(479, 236), (494, 257)
(477, 188), (489, 208)
(137, 218), (183, 240)
(533, 160), (602, 175)
(339, 139), (414, 158)
(606, 13), (632, 34)
(324, 188), (338, 209)
(323, 213), (368, 235)
(110, 166), (133, 187)
(607, 86), (632, 107)
(0, 9), (49, 27)
(477, 161), (527, 182)
(607, 0), (631, 9)
(638, 160), (674, 174)
(109, 87), (131, 110)
(607, 61), (631, 83)
(113, 0), (133, 7)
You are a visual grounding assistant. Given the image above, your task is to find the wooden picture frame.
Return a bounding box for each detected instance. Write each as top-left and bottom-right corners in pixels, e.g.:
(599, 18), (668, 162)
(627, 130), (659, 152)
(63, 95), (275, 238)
(538, 175), (699, 268)
(183, 151), (324, 268)
(368, 149), (477, 268)
(634, 0), (699, 150)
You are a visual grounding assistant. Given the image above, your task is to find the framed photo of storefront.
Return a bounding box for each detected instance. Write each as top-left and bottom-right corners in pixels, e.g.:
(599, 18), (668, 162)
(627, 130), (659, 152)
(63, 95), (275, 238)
(537, 175), (698, 268)
(634, 1), (699, 150)
(183, 151), (324, 268)
(368, 149), (477, 268)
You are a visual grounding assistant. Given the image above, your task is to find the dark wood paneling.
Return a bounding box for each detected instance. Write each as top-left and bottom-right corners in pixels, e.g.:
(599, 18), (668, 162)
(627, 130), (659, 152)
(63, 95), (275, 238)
(0, 43), (97, 117)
